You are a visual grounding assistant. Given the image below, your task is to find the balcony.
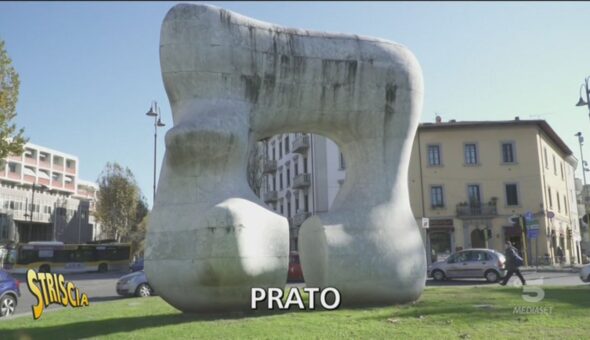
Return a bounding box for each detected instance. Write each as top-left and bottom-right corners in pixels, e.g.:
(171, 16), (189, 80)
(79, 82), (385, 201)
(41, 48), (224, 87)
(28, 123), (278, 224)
(262, 160), (277, 174)
(292, 173), (311, 189)
(263, 191), (278, 203)
(456, 203), (497, 219)
(292, 135), (310, 154)
(292, 211), (311, 226)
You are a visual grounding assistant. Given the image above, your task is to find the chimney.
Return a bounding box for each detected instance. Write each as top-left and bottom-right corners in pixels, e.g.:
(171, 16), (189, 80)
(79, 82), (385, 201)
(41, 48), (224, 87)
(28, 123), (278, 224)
(515, 116), (520, 121)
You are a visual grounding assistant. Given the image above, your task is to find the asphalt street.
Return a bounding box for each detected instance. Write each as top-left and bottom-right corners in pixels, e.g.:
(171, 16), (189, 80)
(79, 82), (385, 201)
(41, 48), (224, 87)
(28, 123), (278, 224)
(3, 270), (587, 320)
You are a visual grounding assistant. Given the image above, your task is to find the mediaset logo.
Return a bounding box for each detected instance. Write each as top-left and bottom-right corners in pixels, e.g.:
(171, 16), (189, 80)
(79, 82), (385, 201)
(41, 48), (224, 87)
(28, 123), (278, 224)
(26, 269), (90, 320)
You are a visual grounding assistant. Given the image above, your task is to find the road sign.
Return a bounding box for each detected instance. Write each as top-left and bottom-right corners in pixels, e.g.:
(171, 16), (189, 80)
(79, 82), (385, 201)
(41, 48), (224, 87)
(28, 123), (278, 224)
(422, 217), (429, 229)
(527, 229), (539, 239)
(527, 219), (540, 231)
(524, 211), (534, 222)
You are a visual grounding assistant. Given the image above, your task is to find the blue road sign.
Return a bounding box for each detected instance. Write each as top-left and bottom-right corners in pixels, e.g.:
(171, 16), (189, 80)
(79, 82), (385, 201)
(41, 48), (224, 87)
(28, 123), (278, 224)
(524, 211), (534, 222)
(527, 229), (539, 239)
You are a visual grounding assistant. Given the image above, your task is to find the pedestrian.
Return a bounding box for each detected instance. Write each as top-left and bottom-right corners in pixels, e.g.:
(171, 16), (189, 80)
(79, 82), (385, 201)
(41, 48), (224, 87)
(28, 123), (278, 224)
(556, 246), (564, 264)
(500, 241), (526, 286)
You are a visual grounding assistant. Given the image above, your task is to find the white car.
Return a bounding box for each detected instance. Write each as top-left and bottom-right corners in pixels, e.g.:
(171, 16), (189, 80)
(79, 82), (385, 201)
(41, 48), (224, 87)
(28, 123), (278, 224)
(580, 264), (590, 283)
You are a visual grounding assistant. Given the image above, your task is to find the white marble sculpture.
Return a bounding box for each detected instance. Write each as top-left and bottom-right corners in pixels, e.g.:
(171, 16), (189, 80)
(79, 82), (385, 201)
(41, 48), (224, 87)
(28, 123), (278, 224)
(145, 3), (426, 312)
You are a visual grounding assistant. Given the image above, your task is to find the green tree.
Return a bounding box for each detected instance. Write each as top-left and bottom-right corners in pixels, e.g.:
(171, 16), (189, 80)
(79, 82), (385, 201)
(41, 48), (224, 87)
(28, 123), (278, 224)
(94, 162), (148, 248)
(0, 39), (27, 158)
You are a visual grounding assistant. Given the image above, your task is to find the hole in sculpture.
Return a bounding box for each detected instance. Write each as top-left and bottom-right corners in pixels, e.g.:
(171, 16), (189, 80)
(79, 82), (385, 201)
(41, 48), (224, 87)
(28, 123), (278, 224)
(247, 132), (345, 283)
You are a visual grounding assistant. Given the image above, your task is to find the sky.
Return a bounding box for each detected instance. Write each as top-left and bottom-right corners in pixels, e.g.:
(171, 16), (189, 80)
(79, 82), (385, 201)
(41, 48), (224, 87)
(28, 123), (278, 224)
(1, 1), (590, 208)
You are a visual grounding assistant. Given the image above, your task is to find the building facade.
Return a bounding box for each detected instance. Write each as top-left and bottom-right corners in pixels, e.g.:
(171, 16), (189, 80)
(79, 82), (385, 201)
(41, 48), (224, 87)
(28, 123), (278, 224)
(0, 142), (99, 245)
(258, 118), (584, 266)
(409, 118), (583, 265)
(259, 133), (345, 253)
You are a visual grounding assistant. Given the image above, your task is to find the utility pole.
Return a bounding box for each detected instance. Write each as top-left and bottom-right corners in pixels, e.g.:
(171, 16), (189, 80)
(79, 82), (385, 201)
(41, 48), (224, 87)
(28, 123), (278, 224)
(519, 215), (529, 266)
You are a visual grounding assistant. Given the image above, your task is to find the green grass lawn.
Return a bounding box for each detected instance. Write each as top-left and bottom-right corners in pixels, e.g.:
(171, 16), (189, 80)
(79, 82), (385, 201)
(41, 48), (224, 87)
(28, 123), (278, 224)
(1, 286), (588, 339)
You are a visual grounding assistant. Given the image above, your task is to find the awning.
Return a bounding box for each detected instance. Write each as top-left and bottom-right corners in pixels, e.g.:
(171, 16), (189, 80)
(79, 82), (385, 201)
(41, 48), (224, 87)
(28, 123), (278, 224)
(37, 170), (50, 180)
(23, 167), (36, 177)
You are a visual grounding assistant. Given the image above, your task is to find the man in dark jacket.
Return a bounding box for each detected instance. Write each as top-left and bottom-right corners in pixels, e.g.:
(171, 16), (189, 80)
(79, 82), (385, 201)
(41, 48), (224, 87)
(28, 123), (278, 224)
(500, 241), (526, 286)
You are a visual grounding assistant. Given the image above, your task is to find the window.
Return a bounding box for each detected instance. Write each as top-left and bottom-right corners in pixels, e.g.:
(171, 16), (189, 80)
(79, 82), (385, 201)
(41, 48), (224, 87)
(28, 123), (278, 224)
(285, 136), (290, 153)
(295, 196), (300, 212)
(304, 194), (309, 212)
(428, 145), (441, 166)
(556, 191), (561, 212)
(505, 184), (519, 206)
(279, 169), (283, 190)
(303, 157), (308, 173)
(286, 167), (291, 186)
(543, 147), (548, 169)
(501, 142), (515, 163)
(294, 159), (299, 176)
(563, 195), (568, 214)
(287, 201), (291, 218)
(8, 163), (16, 173)
(430, 186), (444, 208)
(339, 152), (346, 169)
(467, 184), (481, 206)
(552, 155), (557, 175)
(548, 187), (553, 208)
(280, 201), (284, 214)
(279, 141), (283, 158)
(271, 144), (276, 161)
(560, 163), (564, 180)
(272, 175), (276, 191)
(464, 144), (478, 165)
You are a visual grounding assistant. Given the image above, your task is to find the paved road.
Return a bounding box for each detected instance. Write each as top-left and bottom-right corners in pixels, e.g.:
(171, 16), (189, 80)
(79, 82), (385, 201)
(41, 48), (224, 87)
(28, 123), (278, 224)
(4, 270), (587, 319)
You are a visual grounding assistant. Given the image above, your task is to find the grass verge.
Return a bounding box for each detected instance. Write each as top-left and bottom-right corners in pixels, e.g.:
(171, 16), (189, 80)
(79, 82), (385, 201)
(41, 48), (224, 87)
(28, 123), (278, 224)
(0, 286), (588, 339)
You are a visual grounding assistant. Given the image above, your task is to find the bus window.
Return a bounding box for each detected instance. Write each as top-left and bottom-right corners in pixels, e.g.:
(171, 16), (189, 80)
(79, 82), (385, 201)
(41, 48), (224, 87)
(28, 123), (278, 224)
(38, 250), (54, 258)
(19, 249), (39, 265)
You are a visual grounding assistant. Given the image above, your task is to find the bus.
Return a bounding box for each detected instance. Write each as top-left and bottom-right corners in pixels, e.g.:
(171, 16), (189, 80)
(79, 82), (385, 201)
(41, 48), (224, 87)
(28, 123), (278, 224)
(1, 241), (131, 274)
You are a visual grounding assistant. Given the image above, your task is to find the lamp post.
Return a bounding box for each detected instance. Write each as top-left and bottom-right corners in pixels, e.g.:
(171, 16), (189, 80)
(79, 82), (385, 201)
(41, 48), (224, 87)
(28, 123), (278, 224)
(575, 132), (589, 186)
(146, 101), (166, 203)
(576, 76), (590, 122)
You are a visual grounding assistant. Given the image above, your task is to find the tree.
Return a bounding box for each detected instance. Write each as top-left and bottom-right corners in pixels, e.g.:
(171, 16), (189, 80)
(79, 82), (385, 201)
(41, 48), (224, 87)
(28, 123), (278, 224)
(0, 39), (27, 158)
(94, 162), (148, 248)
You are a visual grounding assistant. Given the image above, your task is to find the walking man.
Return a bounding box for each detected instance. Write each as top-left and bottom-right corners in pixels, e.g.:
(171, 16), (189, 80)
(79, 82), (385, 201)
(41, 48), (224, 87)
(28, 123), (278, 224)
(500, 241), (526, 286)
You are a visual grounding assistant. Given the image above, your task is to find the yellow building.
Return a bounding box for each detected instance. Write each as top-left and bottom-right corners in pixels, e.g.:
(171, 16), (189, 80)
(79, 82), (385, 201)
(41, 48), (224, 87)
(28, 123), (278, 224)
(409, 118), (583, 266)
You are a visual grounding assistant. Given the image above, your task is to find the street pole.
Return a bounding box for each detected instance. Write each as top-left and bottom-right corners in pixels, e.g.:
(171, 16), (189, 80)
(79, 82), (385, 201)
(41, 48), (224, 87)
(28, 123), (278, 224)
(146, 101), (165, 204)
(519, 215), (529, 266)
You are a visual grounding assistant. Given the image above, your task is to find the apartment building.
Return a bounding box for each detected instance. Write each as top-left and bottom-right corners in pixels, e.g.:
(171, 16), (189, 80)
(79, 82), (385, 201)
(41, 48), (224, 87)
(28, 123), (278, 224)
(259, 133), (345, 253)
(0, 142), (99, 244)
(409, 118), (583, 265)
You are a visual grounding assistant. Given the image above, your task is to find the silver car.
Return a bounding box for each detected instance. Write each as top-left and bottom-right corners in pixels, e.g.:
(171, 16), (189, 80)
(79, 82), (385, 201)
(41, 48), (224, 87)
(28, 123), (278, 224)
(580, 264), (590, 283)
(428, 248), (507, 282)
(116, 270), (154, 297)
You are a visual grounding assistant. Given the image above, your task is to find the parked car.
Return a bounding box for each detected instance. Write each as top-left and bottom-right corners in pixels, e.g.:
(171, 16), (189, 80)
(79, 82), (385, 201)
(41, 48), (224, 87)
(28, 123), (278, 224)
(580, 264), (590, 283)
(129, 257), (144, 272)
(0, 269), (20, 317)
(428, 248), (506, 283)
(116, 271), (154, 297)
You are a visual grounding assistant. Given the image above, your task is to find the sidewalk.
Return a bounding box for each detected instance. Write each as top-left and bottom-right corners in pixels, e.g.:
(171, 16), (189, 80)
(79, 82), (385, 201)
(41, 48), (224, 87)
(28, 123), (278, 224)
(520, 264), (585, 273)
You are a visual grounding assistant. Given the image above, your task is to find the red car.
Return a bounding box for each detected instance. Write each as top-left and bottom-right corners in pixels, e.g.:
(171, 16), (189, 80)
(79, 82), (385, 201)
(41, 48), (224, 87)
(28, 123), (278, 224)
(288, 253), (304, 282)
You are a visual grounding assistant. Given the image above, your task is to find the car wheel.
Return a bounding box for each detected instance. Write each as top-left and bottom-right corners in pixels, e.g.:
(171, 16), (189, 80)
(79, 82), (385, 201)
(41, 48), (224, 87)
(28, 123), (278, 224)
(485, 270), (500, 283)
(432, 269), (446, 281)
(98, 263), (108, 273)
(135, 283), (152, 297)
(39, 264), (50, 273)
(0, 294), (16, 317)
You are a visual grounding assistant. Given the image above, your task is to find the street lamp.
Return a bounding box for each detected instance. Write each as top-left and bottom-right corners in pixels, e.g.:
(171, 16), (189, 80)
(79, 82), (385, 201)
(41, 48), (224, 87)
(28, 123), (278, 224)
(576, 76), (590, 122)
(575, 132), (590, 186)
(146, 101), (166, 203)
